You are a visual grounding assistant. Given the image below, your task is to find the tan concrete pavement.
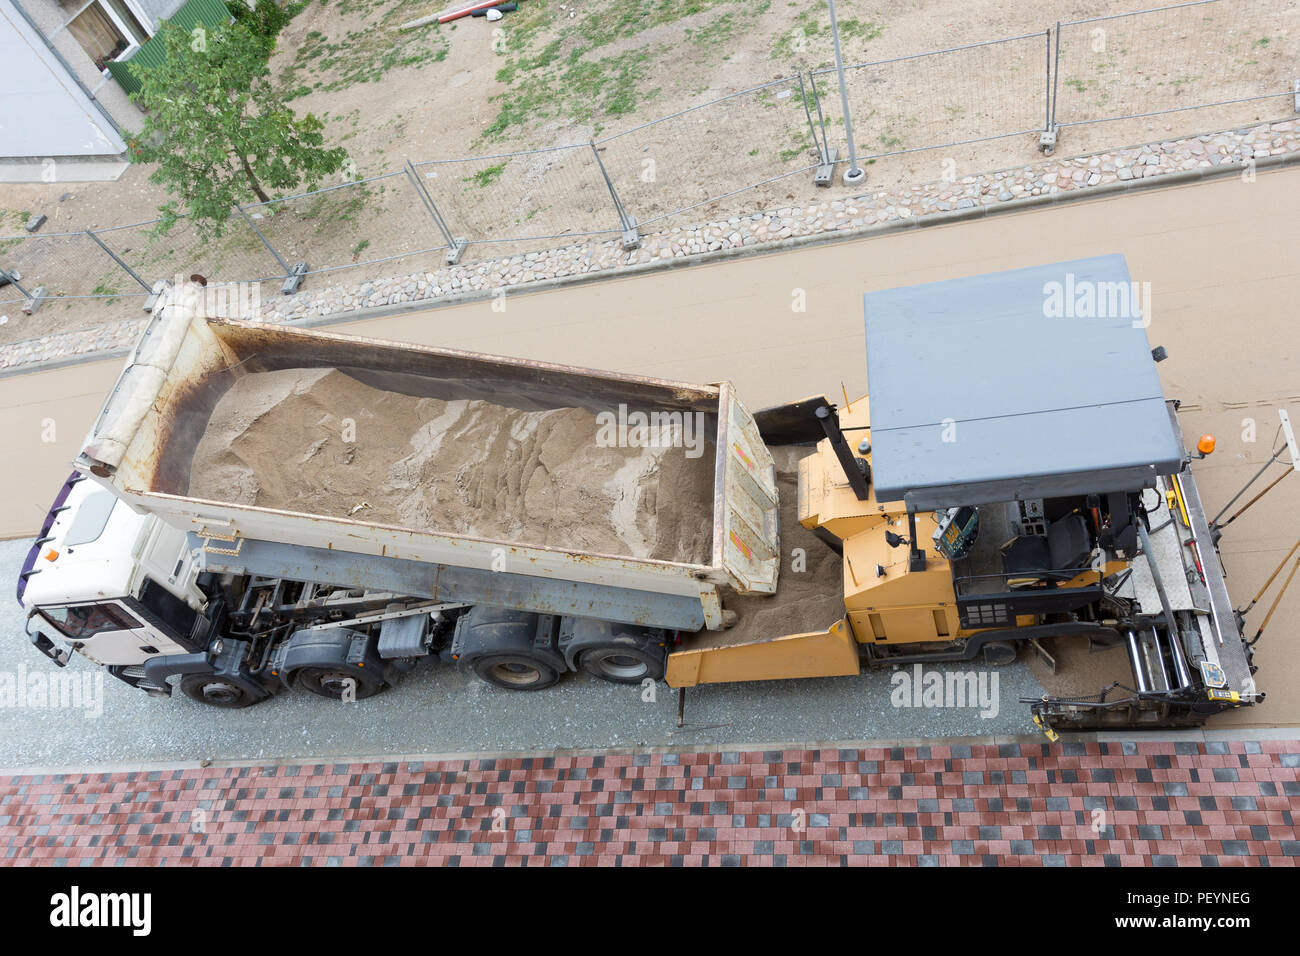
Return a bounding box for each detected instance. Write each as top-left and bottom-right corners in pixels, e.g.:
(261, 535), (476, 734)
(2, 167), (1296, 723)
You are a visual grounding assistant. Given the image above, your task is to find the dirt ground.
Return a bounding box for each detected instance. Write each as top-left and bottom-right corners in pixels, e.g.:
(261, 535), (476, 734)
(0, 0), (1294, 345)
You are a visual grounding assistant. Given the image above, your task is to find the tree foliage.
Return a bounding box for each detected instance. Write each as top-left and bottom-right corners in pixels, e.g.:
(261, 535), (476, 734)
(230, 0), (305, 56)
(127, 21), (346, 237)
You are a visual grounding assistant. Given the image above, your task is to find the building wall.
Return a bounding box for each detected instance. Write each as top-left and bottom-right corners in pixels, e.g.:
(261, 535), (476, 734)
(10, 0), (143, 141)
(0, 0), (131, 159)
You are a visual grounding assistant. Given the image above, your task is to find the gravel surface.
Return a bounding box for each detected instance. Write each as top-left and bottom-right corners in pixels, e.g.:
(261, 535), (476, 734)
(0, 537), (1042, 769)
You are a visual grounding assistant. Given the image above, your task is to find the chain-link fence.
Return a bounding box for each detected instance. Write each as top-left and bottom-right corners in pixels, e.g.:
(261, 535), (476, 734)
(597, 75), (823, 231)
(815, 33), (1052, 163)
(244, 171), (448, 288)
(412, 144), (624, 256)
(2, 0), (1297, 341)
(1053, 0), (1299, 131)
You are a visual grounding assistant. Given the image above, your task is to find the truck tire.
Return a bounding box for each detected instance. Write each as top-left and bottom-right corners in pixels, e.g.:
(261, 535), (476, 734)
(291, 666), (386, 701)
(179, 673), (264, 708)
(578, 644), (665, 683)
(471, 654), (559, 691)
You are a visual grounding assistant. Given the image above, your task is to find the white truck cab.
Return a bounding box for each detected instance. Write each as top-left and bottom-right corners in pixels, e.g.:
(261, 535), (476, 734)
(19, 474), (207, 669)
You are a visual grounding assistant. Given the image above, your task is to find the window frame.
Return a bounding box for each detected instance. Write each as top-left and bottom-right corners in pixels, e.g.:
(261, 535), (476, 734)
(63, 0), (153, 70)
(37, 600), (145, 642)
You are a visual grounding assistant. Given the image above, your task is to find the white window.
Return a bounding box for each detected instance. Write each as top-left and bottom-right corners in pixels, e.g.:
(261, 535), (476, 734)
(61, 0), (153, 72)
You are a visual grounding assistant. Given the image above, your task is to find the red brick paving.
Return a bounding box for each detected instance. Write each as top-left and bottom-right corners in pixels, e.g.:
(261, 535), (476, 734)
(2, 740), (1298, 866)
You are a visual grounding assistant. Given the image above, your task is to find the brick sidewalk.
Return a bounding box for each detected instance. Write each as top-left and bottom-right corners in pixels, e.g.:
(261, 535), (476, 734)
(2, 740), (1297, 866)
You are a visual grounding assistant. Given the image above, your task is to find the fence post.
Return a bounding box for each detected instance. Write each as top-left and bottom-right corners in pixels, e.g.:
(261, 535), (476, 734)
(802, 73), (839, 187)
(85, 230), (151, 293)
(1040, 26), (1061, 153)
(826, 0), (864, 185)
(403, 160), (467, 265)
(589, 141), (640, 251)
(233, 203), (308, 294)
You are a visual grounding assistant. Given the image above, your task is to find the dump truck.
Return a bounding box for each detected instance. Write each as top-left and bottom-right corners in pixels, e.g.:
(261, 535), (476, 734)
(16, 255), (1282, 733)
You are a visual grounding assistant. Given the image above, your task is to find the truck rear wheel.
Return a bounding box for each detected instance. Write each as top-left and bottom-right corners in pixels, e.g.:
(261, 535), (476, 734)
(579, 645), (665, 684)
(471, 654), (559, 691)
(179, 674), (264, 709)
(291, 667), (386, 701)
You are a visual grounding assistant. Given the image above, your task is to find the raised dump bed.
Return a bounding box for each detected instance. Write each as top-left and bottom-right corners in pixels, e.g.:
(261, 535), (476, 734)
(75, 286), (781, 632)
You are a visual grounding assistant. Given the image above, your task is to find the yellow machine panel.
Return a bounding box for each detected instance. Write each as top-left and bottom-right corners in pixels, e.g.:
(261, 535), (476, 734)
(666, 619), (859, 687)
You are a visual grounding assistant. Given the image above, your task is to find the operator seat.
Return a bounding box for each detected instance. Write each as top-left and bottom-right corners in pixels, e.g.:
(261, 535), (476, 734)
(1000, 514), (1092, 587)
(1046, 514), (1090, 571)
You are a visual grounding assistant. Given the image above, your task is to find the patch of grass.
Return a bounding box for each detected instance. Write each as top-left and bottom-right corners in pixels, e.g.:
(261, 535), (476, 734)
(351, 238), (371, 257)
(685, 11), (738, 46)
(483, 0), (769, 141)
(465, 163), (506, 188)
(0, 210), (34, 254)
(485, 43), (659, 140)
(772, 8), (882, 62)
(280, 0), (450, 97)
(92, 281), (121, 304)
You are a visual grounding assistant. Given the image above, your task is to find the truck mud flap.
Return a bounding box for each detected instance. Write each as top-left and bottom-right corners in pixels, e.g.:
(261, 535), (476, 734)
(752, 395), (833, 446)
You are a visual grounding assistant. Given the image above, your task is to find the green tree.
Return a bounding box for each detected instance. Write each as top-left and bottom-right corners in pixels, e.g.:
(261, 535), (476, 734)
(128, 21), (346, 237)
(230, 0), (305, 56)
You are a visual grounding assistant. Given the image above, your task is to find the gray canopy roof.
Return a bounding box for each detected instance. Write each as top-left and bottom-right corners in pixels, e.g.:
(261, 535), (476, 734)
(864, 254), (1183, 510)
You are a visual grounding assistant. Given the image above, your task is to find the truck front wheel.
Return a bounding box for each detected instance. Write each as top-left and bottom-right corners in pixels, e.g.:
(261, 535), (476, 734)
(179, 674), (264, 709)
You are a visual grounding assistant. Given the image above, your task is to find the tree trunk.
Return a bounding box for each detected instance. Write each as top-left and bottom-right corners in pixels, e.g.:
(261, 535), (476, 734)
(239, 154), (271, 205)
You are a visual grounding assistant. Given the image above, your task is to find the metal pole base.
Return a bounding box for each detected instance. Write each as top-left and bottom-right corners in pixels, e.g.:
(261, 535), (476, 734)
(842, 167), (866, 187)
(143, 279), (169, 312)
(1038, 125), (1060, 154)
(280, 262), (309, 295)
(620, 216), (641, 251)
(21, 286), (46, 315)
(814, 147), (839, 187)
(445, 239), (468, 266)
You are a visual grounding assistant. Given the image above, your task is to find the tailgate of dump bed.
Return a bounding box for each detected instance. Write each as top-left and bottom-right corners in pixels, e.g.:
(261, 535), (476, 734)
(713, 384), (779, 594)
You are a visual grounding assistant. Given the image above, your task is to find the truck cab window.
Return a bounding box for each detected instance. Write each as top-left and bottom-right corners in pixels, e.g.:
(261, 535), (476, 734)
(39, 603), (140, 641)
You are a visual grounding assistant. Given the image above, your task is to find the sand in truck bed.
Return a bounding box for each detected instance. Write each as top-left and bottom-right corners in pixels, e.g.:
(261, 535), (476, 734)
(186, 367), (714, 563)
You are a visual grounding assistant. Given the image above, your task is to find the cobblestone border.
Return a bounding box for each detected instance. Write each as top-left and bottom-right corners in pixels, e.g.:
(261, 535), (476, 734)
(2, 122), (1296, 374)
